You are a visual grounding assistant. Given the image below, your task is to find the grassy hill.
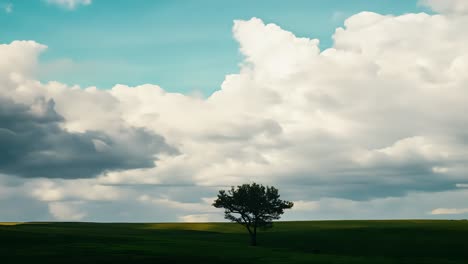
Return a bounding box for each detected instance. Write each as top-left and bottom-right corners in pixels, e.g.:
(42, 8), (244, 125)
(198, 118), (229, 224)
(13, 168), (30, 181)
(1, 220), (468, 263)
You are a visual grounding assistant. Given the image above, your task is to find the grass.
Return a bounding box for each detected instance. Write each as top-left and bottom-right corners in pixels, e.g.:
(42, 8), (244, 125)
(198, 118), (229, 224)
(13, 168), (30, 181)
(1, 220), (468, 263)
(0, 222), (23, 226)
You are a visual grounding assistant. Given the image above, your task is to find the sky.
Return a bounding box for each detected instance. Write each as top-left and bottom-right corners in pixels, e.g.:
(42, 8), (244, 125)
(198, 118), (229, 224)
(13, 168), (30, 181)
(1, 0), (429, 95)
(1, 0), (468, 222)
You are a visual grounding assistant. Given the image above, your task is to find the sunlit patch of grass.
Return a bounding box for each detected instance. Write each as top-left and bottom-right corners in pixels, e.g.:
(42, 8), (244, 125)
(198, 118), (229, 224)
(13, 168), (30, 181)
(144, 223), (218, 231)
(142, 222), (245, 233)
(0, 222), (22, 226)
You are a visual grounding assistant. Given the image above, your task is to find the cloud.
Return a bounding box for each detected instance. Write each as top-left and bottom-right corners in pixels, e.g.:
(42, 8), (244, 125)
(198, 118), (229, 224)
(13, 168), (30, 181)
(0, 41), (46, 82)
(138, 195), (217, 213)
(419, 0), (468, 14)
(46, 0), (91, 10)
(3, 3), (12, 13)
(0, 97), (177, 179)
(430, 208), (468, 215)
(2, 6), (468, 221)
(292, 200), (320, 211)
(28, 178), (124, 201)
(286, 189), (468, 220)
(48, 201), (86, 221)
(9, 13), (468, 189)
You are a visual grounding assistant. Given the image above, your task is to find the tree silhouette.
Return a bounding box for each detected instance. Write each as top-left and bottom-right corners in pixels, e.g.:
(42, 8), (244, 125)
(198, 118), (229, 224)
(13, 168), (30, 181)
(213, 183), (293, 246)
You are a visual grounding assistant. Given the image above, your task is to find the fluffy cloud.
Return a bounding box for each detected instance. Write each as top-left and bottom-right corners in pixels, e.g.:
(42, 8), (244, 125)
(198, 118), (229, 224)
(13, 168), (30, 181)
(0, 41), (46, 82)
(420, 0), (468, 14)
(2, 5), (468, 221)
(46, 0), (91, 10)
(0, 96), (177, 179)
(48, 201), (86, 221)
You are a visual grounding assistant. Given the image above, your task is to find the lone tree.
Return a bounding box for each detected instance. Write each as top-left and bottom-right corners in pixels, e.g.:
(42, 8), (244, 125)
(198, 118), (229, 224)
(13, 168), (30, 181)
(213, 183), (293, 246)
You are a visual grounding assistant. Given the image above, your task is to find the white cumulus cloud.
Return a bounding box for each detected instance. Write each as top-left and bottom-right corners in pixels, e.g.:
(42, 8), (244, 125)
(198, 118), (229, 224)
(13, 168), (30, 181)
(420, 0), (468, 14)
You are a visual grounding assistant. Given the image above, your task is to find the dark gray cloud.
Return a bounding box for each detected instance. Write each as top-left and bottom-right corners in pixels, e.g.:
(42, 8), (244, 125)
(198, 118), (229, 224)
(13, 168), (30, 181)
(0, 97), (178, 179)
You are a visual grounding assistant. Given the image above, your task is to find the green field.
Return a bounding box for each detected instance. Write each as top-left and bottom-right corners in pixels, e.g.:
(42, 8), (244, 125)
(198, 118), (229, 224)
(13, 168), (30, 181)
(1, 220), (468, 263)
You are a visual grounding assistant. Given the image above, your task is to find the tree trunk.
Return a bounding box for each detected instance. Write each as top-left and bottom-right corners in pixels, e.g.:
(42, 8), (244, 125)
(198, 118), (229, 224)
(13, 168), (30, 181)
(250, 224), (257, 246)
(250, 233), (257, 246)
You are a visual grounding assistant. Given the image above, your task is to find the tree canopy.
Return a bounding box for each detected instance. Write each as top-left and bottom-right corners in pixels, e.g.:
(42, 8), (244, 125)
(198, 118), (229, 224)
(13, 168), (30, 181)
(213, 183), (293, 246)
